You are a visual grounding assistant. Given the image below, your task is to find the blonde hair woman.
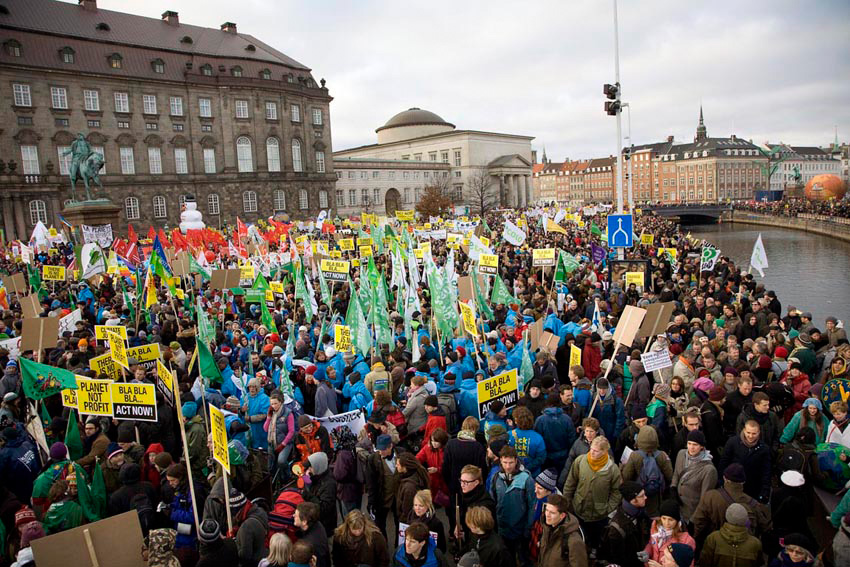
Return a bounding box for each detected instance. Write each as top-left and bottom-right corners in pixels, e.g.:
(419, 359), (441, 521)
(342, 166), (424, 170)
(403, 489), (447, 552)
(332, 509), (390, 567)
(259, 532), (291, 567)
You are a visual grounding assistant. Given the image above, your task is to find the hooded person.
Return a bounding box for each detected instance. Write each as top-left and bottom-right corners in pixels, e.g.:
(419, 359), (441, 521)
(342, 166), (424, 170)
(196, 519), (240, 567)
(146, 527), (182, 567)
(589, 377), (626, 443)
(107, 462), (158, 523)
(700, 503), (763, 567)
(0, 424), (40, 504)
(303, 451), (336, 536)
(621, 425), (674, 517)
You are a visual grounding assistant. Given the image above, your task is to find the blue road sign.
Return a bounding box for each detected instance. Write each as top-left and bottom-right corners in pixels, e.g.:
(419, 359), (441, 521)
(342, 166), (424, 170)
(607, 214), (633, 248)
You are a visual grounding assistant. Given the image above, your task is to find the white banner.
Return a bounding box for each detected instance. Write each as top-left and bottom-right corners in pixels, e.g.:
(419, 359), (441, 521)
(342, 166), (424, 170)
(640, 350), (673, 373)
(0, 337), (20, 360)
(58, 308), (83, 337)
(502, 219), (526, 246)
(307, 408), (366, 437)
(81, 224), (114, 248)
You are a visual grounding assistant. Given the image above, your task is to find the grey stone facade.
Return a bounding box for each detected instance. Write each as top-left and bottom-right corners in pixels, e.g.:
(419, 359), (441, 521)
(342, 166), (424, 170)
(0, 0), (335, 240)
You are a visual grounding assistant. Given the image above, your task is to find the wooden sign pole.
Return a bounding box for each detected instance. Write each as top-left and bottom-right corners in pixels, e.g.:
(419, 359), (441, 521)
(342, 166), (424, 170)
(171, 368), (201, 536)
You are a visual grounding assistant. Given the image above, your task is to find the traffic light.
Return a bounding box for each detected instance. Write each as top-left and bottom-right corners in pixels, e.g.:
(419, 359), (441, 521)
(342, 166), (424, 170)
(604, 83), (620, 116)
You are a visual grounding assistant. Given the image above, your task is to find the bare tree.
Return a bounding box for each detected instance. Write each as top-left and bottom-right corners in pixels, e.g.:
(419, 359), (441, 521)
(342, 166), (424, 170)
(415, 184), (453, 218)
(466, 167), (497, 215)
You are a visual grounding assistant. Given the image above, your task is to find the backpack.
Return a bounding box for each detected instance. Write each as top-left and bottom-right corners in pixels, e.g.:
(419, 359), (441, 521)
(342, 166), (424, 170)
(778, 445), (807, 475)
(267, 488), (304, 541)
(718, 487), (761, 535)
(437, 393), (459, 434)
(636, 449), (665, 496)
(132, 492), (155, 537)
(386, 407), (408, 438)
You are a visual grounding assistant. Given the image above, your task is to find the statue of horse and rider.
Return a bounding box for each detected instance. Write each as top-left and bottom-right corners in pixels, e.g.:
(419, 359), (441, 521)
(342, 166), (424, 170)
(63, 133), (105, 202)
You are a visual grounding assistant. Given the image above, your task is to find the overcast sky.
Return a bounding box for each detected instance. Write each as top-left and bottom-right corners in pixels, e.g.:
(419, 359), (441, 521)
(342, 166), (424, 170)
(98, 0), (850, 160)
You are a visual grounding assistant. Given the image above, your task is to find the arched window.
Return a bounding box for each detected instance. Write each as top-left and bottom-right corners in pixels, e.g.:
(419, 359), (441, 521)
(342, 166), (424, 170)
(151, 59), (165, 74)
(236, 137), (253, 172)
(319, 190), (328, 209)
(29, 200), (47, 225)
(299, 189), (308, 210)
(4, 40), (21, 57)
(200, 64), (213, 76)
(243, 191), (257, 213)
(153, 196), (167, 219)
(273, 190), (286, 211)
(207, 193), (220, 215)
(125, 197), (140, 220)
(59, 46), (75, 64)
(291, 139), (303, 172)
(266, 137), (281, 172)
(231, 66), (242, 77)
(260, 69), (271, 80)
(108, 53), (122, 69)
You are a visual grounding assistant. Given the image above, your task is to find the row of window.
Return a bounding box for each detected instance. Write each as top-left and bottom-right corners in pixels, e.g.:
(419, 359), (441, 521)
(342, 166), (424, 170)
(11, 84), (323, 126)
(335, 170), (449, 181)
(124, 189), (329, 220)
(399, 150), (462, 166)
(15, 139), (324, 176)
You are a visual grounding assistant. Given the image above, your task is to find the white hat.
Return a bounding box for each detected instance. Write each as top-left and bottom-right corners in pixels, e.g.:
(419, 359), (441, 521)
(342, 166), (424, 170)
(780, 470), (805, 487)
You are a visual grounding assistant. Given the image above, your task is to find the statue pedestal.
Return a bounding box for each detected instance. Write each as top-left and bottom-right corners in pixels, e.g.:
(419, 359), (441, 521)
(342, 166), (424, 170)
(61, 199), (121, 228)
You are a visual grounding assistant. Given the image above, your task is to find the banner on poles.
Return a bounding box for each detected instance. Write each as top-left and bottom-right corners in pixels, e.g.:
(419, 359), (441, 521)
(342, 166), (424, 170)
(81, 224), (114, 248)
(308, 408), (366, 437)
(76, 378), (113, 416)
(477, 368), (519, 419)
(532, 248), (556, 267)
(210, 405), (230, 473)
(111, 382), (157, 422)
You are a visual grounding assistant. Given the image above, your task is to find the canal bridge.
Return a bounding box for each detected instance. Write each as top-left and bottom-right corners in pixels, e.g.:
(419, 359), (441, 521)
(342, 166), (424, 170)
(641, 204), (732, 223)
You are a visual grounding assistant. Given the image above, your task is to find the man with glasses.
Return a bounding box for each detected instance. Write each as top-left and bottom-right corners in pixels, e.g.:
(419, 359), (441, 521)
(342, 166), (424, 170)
(455, 464), (496, 553)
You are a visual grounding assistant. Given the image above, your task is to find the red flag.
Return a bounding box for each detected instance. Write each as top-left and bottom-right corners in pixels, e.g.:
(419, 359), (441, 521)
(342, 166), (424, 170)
(128, 224), (138, 244)
(171, 229), (189, 251)
(147, 226), (156, 241)
(237, 217), (248, 240)
(158, 229), (171, 248)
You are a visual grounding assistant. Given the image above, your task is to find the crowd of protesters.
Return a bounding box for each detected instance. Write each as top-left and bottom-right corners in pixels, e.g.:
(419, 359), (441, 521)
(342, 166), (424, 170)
(0, 203), (848, 567)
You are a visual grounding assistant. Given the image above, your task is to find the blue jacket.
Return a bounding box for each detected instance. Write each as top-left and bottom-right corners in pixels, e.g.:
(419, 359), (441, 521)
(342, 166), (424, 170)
(481, 411), (508, 439)
(508, 428), (547, 477)
(591, 391), (626, 442)
(574, 380), (593, 413)
(343, 379), (373, 412)
(393, 538), (441, 567)
(170, 488), (197, 549)
(221, 370), (247, 400)
(245, 390), (270, 450)
(224, 414), (248, 447)
(489, 467), (536, 540)
(506, 343), (523, 372)
(0, 432), (40, 503)
(345, 355), (370, 384)
(457, 378), (480, 420)
(534, 407), (576, 468)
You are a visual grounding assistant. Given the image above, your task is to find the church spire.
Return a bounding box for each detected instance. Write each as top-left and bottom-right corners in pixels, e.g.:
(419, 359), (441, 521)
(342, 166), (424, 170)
(695, 105), (707, 142)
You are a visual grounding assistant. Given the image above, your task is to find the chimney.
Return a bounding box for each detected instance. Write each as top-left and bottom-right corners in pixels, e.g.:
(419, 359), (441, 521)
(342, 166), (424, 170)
(162, 11), (179, 26)
(79, 0), (97, 11)
(531, 150), (537, 164)
(221, 22), (237, 33)
(667, 135), (674, 143)
(731, 134), (737, 141)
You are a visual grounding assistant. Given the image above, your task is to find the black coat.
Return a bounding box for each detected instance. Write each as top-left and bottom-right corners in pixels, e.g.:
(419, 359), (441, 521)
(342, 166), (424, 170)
(599, 505), (652, 567)
(304, 470), (337, 537)
(299, 521), (331, 567)
(718, 435), (772, 503)
(196, 538), (240, 567)
(107, 464), (158, 517)
(699, 400), (726, 461)
(459, 483), (498, 539)
(470, 530), (516, 567)
(723, 390), (753, 435)
(441, 438), (487, 496)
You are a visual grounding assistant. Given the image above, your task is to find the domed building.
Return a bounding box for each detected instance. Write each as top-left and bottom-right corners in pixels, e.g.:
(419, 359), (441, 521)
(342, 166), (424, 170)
(334, 107), (534, 216)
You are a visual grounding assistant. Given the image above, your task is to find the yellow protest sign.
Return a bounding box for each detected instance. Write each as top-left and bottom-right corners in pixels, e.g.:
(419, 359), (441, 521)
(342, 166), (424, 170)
(175, 289), (185, 300)
(361, 213), (375, 226)
(157, 359), (173, 394)
(479, 236), (490, 248)
(459, 301), (478, 336)
(357, 237), (373, 247)
(329, 250), (342, 259)
(625, 272), (644, 287)
(270, 281), (284, 294)
(640, 233), (654, 246)
(419, 241), (432, 254)
(48, 248), (58, 255)
(413, 248), (425, 261)
(95, 325), (128, 340)
(476, 369), (518, 419)
(446, 233), (462, 249)
(49, 227), (58, 237)
(478, 253), (499, 275)
(240, 264), (255, 281)
(396, 210), (414, 222)
(127, 343), (161, 373)
(265, 289), (274, 303)
(532, 248), (556, 267)
(335, 324), (353, 353)
(42, 265), (65, 281)
(657, 248), (678, 260)
(351, 259), (360, 268)
(90, 352), (123, 381)
(570, 344), (582, 367)
(61, 387), (78, 409)
(339, 238), (355, 251)
(359, 245), (373, 257)
(320, 259), (351, 282)
(106, 330), (129, 369)
(110, 382), (157, 422)
(76, 378), (113, 416)
(209, 404), (230, 473)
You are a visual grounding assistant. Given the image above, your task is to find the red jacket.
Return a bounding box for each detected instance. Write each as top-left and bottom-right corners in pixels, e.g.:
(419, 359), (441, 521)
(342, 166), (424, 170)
(416, 443), (448, 499)
(780, 371), (812, 422)
(582, 342), (603, 380)
(423, 411), (447, 446)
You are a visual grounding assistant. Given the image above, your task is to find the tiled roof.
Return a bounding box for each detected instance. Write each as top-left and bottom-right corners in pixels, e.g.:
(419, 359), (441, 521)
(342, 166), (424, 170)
(0, 0), (309, 70)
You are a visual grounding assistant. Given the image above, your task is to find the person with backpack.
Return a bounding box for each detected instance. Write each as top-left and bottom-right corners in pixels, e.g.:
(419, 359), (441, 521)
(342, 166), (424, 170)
(598, 481), (652, 567)
(330, 426), (363, 518)
(416, 428), (449, 508)
(488, 445), (535, 566)
(481, 400), (509, 442)
(699, 503), (763, 567)
(621, 426), (673, 517)
(534, 397), (576, 474)
(266, 390), (295, 484)
(691, 463), (771, 550)
(534, 493), (587, 567)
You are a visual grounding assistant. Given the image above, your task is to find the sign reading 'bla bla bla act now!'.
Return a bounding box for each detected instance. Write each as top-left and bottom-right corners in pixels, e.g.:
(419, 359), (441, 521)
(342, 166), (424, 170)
(476, 368), (519, 419)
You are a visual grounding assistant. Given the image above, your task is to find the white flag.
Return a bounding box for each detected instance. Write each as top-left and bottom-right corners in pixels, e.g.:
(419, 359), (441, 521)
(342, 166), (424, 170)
(750, 233), (768, 277)
(502, 219), (526, 246)
(700, 246), (720, 272)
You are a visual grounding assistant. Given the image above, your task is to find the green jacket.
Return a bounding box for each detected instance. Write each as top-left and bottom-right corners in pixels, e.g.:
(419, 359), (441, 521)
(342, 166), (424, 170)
(700, 522), (762, 567)
(780, 410), (829, 444)
(185, 416), (209, 473)
(42, 500), (84, 534)
(563, 454), (621, 522)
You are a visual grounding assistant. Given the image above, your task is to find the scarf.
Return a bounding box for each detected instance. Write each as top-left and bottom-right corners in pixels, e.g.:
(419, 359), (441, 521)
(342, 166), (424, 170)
(587, 451), (608, 472)
(740, 430), (759, 448)
(650, 525), (674, 547)
(457, 429), (476, 441)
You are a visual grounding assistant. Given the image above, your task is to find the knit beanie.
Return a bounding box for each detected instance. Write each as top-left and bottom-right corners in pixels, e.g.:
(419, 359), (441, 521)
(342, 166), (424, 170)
(725, 503), (749, 526)
(198, 519), (220, 544)
(49, 442), (68, 461)
(667, 543), (695, 567)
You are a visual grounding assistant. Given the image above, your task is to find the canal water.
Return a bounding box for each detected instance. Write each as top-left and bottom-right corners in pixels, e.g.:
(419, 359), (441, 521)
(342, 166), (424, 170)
(687, 222), (850, 327)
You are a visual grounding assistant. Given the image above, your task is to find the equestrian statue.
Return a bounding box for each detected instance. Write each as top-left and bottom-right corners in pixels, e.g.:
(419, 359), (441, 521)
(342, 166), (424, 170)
(62, 133), (105, 202)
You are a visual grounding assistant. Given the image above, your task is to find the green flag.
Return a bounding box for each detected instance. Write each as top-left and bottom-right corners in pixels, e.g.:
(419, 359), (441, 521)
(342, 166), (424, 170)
(151, 251), (177, 295)
(294, 263), (314, 321)
(346, 284), (371, 356)
(490, 274), (519, 306)
(189, 254), (211, 280)
(90, 459), (107, 519)
(20, 358), (77, 400)
(65, 409), (84, 461)
(197, 298), (216, 346)
(472, 266), (494, 320)
(197, 340), (223, 384)
(372, 273), (393, 345)
(261, 299), (276, 331)
(318, 268), (331, 306)
(554, 251), (579, 282)
(590, 222), (602, 237)
(520, 342), (534, 392)
(252, 272), (270, 291)
(120, 278), (136, 322)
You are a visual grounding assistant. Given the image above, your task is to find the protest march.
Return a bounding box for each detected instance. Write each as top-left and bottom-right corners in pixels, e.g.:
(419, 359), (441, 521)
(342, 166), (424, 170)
(0, 205), (848, 567)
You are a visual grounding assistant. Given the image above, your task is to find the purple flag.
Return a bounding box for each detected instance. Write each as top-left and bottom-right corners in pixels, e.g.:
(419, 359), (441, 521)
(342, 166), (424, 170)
(591, 243), (606, 264)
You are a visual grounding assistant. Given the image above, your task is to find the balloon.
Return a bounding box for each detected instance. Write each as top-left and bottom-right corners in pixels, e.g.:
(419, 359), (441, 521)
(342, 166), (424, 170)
(205, 250), (216, 263)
